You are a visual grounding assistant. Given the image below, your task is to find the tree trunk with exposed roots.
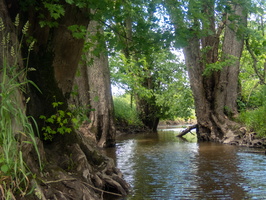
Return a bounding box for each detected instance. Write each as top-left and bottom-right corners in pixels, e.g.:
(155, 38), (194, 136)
(0, 1), (129, 199)
(182, 3), (247, 142)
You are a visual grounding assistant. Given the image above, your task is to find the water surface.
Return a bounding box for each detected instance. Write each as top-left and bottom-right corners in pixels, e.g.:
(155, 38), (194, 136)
(104, 127), (266, 199)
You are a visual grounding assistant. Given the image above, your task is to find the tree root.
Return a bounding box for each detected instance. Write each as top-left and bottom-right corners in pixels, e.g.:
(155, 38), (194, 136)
(82, 181), (122, 197)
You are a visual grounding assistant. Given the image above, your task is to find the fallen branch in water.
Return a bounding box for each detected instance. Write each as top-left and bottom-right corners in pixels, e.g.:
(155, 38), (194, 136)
(177, 124), (198, 137)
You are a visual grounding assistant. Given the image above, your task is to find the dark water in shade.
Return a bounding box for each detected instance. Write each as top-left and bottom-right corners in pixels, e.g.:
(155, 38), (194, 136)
(103, 126), (266, 200)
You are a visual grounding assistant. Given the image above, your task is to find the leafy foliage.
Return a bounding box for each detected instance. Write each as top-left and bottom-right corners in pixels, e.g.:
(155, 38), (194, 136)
(203, 54), (238, 76)
(113, 94), (142, 126)
(40, 101), (73, 141)
(238, 0), (266, 85)
(68, 25), (87, 39)
(238, 106), (266, 137)
(40, 99), (92, 141)
(238, 85), (266, 137)
(111, 49), (194, 121)
(239, 0), (266, 110)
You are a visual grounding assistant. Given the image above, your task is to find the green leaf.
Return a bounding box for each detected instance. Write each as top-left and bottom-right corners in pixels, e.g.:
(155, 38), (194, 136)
(45, 126), (52, 133)
(57, 117), (61, 123)
(58, 110), (65, 117)
(43, 3), (65, 20)
(57, 127), (65, 134)
(65, 128), (72, 133)
(65, 0), (74, 4)
(68, 25), (86, 39)
(71, 118), (78, 124)
(63, 118), (68, 124)
(46, 118), (55, 123)
(40, 115), (46, 120)
(66, 112), (72, 117)
(52, 102), (58, 108)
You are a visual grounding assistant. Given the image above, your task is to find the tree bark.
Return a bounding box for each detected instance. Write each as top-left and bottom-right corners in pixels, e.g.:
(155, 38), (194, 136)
(219, 4), (246, 116)
(85, 20), (116, 148)
(26, 3), (90, 122)
(183, 2), (247, 141)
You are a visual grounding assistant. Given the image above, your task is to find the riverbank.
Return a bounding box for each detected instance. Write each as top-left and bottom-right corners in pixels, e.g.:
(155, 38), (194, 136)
(116, 119), (266, 150)
(159, 119), (197, 126)
(222, 127), (266, 149)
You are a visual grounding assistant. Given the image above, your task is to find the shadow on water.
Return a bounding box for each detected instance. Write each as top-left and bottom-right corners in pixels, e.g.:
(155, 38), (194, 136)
(103, 127), (266, 200)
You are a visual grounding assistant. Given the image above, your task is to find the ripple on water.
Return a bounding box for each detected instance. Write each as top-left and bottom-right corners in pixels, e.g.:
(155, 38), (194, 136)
(112, 131), (266, 200)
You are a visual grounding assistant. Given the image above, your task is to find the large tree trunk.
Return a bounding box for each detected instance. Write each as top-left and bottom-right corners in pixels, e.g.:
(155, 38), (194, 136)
(183, 3), (247, 142)
(1, 1), (129, 199)
(85, 20), (116, 148)
(26, 3), (89, 122)
(218, 4), (246, 116)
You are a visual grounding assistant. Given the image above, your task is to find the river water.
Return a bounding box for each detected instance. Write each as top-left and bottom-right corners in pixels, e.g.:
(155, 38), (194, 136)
(104, 126), (266, 200)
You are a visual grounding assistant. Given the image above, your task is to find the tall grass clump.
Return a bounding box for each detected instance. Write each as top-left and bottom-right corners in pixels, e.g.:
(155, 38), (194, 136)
(0, 15), (41, 199)
(113, 94), (142, 126)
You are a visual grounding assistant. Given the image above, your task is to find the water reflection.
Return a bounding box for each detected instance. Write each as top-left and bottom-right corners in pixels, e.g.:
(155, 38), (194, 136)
(104, 128), (266, 199)
(237, 152), (266, 198)
(192, 143), (247, 199)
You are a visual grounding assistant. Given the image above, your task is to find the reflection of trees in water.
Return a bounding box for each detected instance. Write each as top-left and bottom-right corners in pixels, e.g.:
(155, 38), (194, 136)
(105, 132), (251, 199)
(125, 132), (199, 199)
(194, 143), (247, 199)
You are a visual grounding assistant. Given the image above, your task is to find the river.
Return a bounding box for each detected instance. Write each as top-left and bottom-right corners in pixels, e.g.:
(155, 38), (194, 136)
(103, 126), (266, 200)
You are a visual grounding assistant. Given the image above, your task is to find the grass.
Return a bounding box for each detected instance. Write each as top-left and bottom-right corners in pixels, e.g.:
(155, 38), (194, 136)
(238, 105), (266, 137)
(0, 15), (42, 199)
(113, 94), (142, 126)
(0, 64), (42, 199)
(0, 61), (42, 199)
(237, 85), (266, 138)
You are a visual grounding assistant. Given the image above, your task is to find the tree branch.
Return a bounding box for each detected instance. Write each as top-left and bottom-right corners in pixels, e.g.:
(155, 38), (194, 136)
(245, 38), (265, 84)
(176, 124), (197, 137)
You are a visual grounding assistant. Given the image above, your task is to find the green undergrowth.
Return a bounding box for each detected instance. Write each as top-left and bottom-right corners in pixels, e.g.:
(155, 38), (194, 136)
(113, 94), (142, 126)
(0, 60), (42, 199)
(238, 105), (266, 137)
(237, 85), (266, 138)
(0, 15), (42, 199)
(40, 101), (91, 141)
